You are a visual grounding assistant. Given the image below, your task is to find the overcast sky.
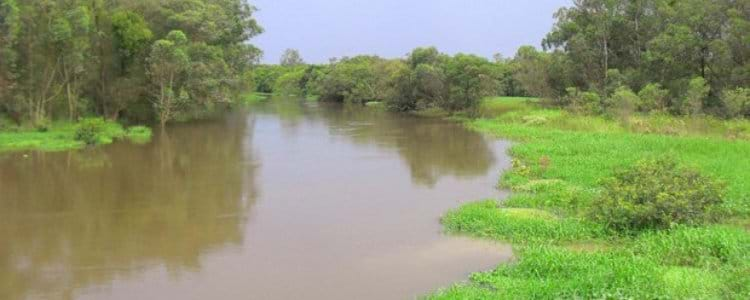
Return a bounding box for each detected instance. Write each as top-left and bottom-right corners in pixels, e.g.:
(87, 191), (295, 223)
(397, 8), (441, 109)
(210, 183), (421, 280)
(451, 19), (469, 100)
(251, 0), (571, 64)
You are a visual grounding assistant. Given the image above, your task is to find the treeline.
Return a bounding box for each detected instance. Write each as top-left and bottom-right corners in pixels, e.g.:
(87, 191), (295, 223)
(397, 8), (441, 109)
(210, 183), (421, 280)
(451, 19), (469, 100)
(533, 0), (749, 118)
(0, 0), (262, 127)
(253, 48), (520, 113)
(256, 0), (749, 118)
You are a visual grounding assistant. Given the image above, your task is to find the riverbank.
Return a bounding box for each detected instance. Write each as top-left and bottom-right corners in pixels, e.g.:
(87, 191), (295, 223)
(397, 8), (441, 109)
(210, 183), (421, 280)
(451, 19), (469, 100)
(430, 97), (750, 299)
(0, 118), (152, 152)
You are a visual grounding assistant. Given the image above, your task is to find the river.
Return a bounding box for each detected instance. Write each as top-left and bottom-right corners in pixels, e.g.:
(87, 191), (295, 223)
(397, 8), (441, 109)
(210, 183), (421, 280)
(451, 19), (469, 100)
(0, 98), (513, 300)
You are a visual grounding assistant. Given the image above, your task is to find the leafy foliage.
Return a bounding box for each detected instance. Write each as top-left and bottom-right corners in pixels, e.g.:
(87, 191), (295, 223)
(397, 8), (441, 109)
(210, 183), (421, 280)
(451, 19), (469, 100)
(74, 117), (106, 145)
(0, 0), (262, 125)
(722, 88), (750, 118)
(591, 158), (725, 232)
(279, 48), (304, 66)
(527, 0), (750, 118)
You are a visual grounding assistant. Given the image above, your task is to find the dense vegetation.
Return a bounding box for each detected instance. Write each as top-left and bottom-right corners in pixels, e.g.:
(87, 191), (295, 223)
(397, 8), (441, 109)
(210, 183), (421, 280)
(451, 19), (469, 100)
(0, 0), (262, 127)
(0, 117), (150, 151)
(250, 48), (517, 113)
(430, 98), (750, 299)
(254, 0), (749, 120)
(2, 0), (749, 297)
(537, 0), (750, 118)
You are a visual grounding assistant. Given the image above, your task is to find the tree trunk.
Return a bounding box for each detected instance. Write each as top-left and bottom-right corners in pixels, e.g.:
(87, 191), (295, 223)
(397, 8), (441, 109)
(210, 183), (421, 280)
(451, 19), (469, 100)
(67, 81), (75, 121)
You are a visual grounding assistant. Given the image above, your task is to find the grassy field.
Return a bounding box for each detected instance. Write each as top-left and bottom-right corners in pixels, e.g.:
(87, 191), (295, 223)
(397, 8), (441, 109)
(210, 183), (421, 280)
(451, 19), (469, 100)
(0, 119), (152, 152)
(430, 97), (750, 299)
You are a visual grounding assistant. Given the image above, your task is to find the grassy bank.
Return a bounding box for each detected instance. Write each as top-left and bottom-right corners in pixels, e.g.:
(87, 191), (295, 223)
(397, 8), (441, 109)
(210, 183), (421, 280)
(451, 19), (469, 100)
(430, 97), (750, 299)
(241, 92), (272, 104)
(0, 119), (152, 152)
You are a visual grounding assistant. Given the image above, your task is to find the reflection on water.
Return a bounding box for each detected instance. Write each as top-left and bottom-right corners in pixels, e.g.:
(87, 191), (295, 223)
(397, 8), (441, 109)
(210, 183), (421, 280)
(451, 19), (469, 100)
(0, 98), (511, 300)
(254, 100), (496, 186)
(0, 114), (257, 300)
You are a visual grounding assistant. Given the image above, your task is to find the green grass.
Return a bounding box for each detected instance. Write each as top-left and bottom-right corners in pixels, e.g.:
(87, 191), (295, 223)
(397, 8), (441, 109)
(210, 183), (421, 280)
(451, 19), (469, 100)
(443, 200), (606, 243)
(241, 92), (271, 104)
(125, 125), (153, 144)
(430, 97), (750, 299)
(478, 97), (539, 118)
(0, 121), (152, 152)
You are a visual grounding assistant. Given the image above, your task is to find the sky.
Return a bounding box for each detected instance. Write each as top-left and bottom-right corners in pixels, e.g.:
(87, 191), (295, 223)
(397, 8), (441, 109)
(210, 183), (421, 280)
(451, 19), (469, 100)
(251, 0), (572, 64)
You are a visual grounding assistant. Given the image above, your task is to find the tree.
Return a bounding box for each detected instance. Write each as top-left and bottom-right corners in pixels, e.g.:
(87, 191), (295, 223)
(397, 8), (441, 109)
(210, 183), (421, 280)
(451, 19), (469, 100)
(531, 0), (749, 116)
(544, 0), (624, 89)
(0, 0), (263, 125)
(0, 0), (20, 118)
(111, 10), (153, 70)
(512, 46), (566, 101)
(54, 4), (93, 120)
(442, 54), (500, 111)
(148, 30), (190, 127)
(280, 48), (304, 66)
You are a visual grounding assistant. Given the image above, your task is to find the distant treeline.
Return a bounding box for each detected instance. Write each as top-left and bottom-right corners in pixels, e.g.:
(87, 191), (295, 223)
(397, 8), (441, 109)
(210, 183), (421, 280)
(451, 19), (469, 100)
(256, 0), (749, 118)
(253, 49), (520, 113)
(0, 0), (262, 126)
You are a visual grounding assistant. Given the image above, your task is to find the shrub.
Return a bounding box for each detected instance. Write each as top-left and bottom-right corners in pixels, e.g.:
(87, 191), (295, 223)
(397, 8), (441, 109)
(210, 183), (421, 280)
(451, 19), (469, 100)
(273, 68), (305, 96)
(74, 117), (106, 145)
(126, 125), (152, 143)
(565, 87), (602, 114)
(682, 77), (709, 115)
(604, 86), (639, 119)
(590, 158), (725, 232)
(33, 118), (51, 132)
(637, 83), (670, 112)
(722, 88), (749, 118)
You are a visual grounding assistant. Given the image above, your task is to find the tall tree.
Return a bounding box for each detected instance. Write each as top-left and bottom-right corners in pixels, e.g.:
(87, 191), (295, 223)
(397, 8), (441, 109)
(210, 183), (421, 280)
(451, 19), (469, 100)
(147, 30), (190, 127)
(280, 48), (304, 66)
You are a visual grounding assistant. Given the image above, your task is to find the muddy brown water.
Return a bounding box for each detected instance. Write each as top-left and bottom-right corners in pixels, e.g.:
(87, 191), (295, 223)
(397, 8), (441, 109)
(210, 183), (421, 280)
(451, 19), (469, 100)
(0, 99), (513, 300)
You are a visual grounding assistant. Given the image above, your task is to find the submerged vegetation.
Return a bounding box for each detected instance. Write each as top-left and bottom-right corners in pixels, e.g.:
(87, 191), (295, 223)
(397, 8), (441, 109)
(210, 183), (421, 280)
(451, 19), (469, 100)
(430, 97), (750, 299)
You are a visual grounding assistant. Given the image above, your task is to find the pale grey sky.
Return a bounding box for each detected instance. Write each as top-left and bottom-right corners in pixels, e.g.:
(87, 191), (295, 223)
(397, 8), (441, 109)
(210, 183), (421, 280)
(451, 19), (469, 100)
(251, 0), (571, 64)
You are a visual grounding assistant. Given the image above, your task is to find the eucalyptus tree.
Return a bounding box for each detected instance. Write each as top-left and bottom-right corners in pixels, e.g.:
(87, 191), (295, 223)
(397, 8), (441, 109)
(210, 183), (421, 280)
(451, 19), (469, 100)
(280, 48), (304, 66)
(0, 0), (263, 125)
(147, 30), (190, 127)
(0, 0), (20, 119)
(53, 3), (92, 120)
(539, 0), (749, 116)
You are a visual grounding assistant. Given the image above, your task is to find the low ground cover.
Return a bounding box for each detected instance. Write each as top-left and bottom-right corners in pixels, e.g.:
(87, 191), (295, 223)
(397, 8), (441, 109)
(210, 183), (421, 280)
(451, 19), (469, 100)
(430, 97), (750, 299)
(0, 118), (152, 152)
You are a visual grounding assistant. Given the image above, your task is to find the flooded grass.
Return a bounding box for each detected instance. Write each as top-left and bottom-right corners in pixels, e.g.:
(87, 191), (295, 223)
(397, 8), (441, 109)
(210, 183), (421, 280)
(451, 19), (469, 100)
(0, 121), (152, 152)
(241, 92), (272, 104)
(431, 98), (750, 299)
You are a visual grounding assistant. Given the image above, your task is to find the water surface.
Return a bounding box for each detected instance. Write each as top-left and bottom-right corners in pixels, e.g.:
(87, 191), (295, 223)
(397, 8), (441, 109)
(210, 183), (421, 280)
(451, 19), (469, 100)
(0, 99), (512, 299)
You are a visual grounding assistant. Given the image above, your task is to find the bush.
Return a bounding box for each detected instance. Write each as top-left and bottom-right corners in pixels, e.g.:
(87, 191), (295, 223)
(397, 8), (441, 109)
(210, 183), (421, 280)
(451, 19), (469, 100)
(74, 118), (106, 145)
(273, 69), (305, 96)
(33, 118), (51, 132)
(590, 158), (725, 232)
(126, 125), (152, 143)
(722, 88), (749, 118)
(637, 83), (670, 112)
(564, 87), (602, 114)
(682, 77), (709, 115)
(604, 86), (639, 119)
